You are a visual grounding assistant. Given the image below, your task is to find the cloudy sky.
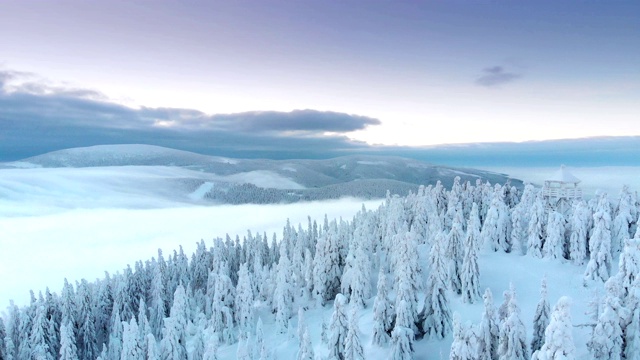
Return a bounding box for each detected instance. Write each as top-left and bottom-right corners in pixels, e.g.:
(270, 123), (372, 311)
(0, 1), (639, 160)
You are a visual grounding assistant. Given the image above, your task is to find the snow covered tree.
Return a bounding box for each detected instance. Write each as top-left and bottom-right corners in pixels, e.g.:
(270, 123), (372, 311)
(121, 318), (143, 360)
(527, 193), (547, 258)
(274, 245), (294, 334)
(481, 188), (512, 252)
(531, 277), (551, 354)
(160, 316), (187, 360)
(297, 327), (314, 360)
(461, 214), (481, 304)
(626, 305), (640, 360)
(235, 263), (254, 334)
(421, 231), (452, 340)
(468, 203), (482, 253)
(203, 333), (218, 360)
(389, 326), (414, 360)
(588, 292), (623, 360)
(190, 330), (205, 360)
(531, 296), (575, 360)
(150, 259), (167, 339)
(393, 229), (421, 334)
(510, 206), (526, 255)
(544, 211), (566, 261)
(236, 335), (250, 360)
(341, 225), (372, 309)
(328, 294), (349, 360)
(344, 307), (364, 360)
(584, 193), (614, 284)
(59, 323), (79, 360)
(313, 224), (342, 305)
(615, 239), (640, 298)
(613, 185), (635, 256)
(448, 205), (465, 295)
(450, 313), (478, 360)
(372, 267), (392, 346)
(569, 200), (590, 265)
(478, 289), (499, 360)
(31, 305), (54, 360)
(497, 285), (528, 360)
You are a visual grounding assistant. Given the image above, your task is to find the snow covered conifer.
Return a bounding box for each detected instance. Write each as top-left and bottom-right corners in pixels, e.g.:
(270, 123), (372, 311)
(344, 307), (364, 360)
(297, 327), (314, 360)
(121, 318), (142, 360)
(421, 231), (452, 340)
(203, 333), (218, 360)
(389, 326), (414, 360)
(584, 193), (614, 283)
(450, 313), (477, 360)
(531, 277), (551, 354)
(448, 205), (465, 294)
(328, 294), (348, 360)
(544, 211), (566, 261)
(59, 323), (79, 360)
(569, 200), (590, 265)
(613, 185), (635, 256)
(235, 263), (254, 334)
(461, 214), (481, 304)
(478, 288), (499, 360)
(274, 245), (294, 334)
(372, 267), (392, 346)
(531, 296), (575, 360)
(588, 292), (623, 360)
(527, 193), (547, 258)
(31, 305), (54, 360)
(626, 305), (640, 360)
(497, 285), (528, 360)
(615, 238), (640, 297)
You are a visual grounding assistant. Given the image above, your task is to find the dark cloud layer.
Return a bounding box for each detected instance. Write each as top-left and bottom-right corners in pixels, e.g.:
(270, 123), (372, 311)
(476, 66), (522, 87)
(0, 70), (380, 161)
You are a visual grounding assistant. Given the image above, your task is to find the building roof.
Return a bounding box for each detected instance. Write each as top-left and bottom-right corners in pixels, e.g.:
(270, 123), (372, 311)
(547, 165), (581, 184)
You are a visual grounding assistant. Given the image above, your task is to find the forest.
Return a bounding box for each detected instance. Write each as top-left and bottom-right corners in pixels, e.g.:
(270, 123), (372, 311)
(1, 176), (639, 360)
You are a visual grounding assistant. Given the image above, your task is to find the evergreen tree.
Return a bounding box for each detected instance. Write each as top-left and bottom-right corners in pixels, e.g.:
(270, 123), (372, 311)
(531, 277), (551, 354)
(448, 206), (465, 295)
(328, 294), (349, 360)
(146, 334), (158, 360)
(190, 331), (205, 360)
(274, 245), (294, 334)
(544, 211), (566, 261)
(372, 267), (392, 346)
(344, 307), (364, 360)
(121, 318), (143, 360)
(477, 289), (499, 360)
(389, 326), (414, 360)
(107, 309), (123, 360)
(497, 285), (528, 360)
(235, 263), (254, 334)
(461, 213), (481, 304)
(527, 194), (547, 258)
(297, 328), (314, 360)
(625, 305), (640, 360)
(584, 193), (614, 284)
(531, 297), (575, 360)
(150, 259), (167, 340)
(203, 333), (218, 360)
(588, 294), (623, 360)
(160, 317), (187, 360)
(615, 239), (640, 297)
(569, 200), (590, 265)
(421, 231), (452, 340)
(450, 313), (478, 360)
(613, 185), (635, 256)
(30, 305), (54, 360)
(59, 323), (79, 360)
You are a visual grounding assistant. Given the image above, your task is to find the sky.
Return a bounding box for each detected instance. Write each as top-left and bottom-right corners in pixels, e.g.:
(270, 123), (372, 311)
(0, 0), (639, 160)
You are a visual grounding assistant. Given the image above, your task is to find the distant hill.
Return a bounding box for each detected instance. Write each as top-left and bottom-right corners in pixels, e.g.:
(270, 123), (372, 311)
(5, 144), (520, 204)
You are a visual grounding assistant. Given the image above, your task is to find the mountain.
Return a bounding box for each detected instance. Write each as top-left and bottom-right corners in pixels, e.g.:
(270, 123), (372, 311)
(4, 144), (519, 204)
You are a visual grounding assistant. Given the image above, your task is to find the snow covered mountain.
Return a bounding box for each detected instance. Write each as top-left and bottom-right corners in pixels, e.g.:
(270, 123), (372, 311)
(4, 144), (519, 205)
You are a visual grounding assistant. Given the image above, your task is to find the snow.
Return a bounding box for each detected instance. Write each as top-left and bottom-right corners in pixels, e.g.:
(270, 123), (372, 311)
(547, 165), (581, 184)
(224, 170), (305, 189)
(356, 161), (388, 165)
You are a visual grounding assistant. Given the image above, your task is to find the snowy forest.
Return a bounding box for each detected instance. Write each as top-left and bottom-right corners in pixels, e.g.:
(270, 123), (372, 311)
(1, 176), (640, 360)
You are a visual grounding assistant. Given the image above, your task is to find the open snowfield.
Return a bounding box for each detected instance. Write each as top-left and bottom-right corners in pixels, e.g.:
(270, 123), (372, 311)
(480, 166), (640, 199)
(0, 165), (381, 308)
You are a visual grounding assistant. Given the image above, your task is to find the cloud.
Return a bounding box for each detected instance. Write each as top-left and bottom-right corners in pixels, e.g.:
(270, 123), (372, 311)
(0, 69), (381, 161)
(475, 66), (522, 87)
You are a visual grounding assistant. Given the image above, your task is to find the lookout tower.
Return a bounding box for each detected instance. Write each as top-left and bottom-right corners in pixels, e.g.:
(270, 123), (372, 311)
(542, 165), (582, 213)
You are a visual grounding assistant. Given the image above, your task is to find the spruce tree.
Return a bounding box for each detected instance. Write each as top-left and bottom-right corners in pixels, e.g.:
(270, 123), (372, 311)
(328, 294), (349, 360)
(584, 193), (614, 284)
(235, 263), (254, 334)
(531, 297), (575, 360)
(543, 211), (566, 261)
(59, 323), (79, 360)
(344, 307), (364, 360)
(421, 231), (452, 340)
(497, 285), (528, 360)
(297, 327), (314, 360)
(461, 214), (481, 304)
(477, 288), (499, 360)
(569, 200), (590, 265)
(372, 267), (392, 346)
(531, 277), (551, 354)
